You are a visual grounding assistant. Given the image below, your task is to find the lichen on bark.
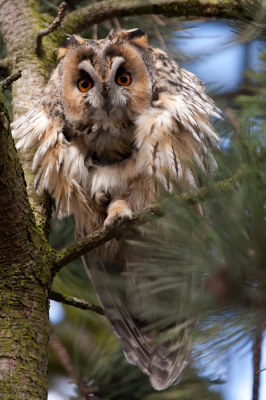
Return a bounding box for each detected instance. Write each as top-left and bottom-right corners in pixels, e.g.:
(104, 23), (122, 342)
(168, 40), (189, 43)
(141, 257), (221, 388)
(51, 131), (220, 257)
(0, 87), (52, 398)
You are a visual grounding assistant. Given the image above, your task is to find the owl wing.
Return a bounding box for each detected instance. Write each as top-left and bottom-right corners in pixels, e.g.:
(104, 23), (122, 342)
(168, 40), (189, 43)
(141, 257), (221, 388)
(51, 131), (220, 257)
(134, 48), (221, 191)
(11, 69), (91, 226)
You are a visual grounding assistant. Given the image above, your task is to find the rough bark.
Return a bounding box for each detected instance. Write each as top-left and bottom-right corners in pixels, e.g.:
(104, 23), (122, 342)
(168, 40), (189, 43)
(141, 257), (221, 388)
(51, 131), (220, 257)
(0, 1), (57, 398)
(0, 89), (52, 398)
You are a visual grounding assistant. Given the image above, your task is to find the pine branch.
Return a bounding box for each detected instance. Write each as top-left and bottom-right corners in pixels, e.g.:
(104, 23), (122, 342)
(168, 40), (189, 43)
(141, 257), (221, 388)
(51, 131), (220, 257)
(53, 174), (238, 273)
(35, 1), (68, 56)
(61, 0), (246, 36)
(50, 290), (104, 315)
(49, 322), (78, 383)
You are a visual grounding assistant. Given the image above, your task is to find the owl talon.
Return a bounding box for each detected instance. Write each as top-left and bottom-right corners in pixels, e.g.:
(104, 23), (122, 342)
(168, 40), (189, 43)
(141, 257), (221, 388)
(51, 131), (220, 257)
(104, 208), (133, 232)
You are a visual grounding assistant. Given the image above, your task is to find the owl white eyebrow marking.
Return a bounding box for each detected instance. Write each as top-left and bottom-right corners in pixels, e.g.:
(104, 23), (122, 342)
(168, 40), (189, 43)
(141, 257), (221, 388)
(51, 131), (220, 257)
(110, 57), (125, 72)
(107, 56), (126, 84)
(78, 60), (100, 83)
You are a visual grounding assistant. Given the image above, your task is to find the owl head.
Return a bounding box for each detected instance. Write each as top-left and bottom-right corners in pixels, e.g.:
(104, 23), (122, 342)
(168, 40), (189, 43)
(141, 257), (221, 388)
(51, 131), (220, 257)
(56, 29), (154, 133)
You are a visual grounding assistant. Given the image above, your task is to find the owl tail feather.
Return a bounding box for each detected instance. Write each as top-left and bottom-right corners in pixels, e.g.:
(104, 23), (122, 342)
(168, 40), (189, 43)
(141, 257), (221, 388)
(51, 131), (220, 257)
(149, 339), (193, 390)
(81, 246), (195, 391)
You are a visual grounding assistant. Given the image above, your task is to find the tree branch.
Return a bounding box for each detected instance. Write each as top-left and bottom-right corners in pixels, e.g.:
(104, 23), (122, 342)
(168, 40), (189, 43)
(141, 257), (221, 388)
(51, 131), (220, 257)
(35, 1), (68, 56)
(61, 0), (246, 35)
(50, 290), (104, 315)
(0, 69), (22, 91)
(53, 174), (238, 273)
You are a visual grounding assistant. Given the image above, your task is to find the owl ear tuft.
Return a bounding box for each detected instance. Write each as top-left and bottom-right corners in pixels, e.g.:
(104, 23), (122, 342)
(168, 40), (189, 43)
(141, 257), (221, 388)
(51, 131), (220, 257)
(57, 35), (86, 60)
(124, 29), (148, 47)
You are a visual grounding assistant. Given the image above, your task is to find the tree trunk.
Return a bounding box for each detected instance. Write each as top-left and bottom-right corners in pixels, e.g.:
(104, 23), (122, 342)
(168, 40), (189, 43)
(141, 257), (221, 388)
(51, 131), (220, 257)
(0, 1), (56, 397)
(0, 88), (53, 398)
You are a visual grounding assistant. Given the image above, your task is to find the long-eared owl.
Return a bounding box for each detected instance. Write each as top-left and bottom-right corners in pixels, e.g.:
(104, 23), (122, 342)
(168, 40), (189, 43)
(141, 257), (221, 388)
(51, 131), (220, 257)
(12, 29), (220, 390)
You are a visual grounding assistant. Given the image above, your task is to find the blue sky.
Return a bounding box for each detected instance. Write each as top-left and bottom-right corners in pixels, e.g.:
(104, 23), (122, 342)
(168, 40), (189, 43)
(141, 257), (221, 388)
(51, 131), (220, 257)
(222, 336), (266, 400)
(175, 20), (265, 94)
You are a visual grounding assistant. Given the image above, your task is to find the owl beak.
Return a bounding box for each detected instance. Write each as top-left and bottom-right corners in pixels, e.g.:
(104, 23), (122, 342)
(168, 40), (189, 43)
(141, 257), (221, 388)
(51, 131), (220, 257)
(103, 101), (112, 117)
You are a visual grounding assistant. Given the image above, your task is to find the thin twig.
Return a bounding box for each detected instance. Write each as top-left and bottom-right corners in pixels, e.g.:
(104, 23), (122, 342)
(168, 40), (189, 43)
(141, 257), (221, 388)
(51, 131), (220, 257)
(35, 1), (68, 56)
(0, 70), (22, 91)
(53, 174), (239, 273)
(92, 24), (98, 40)
(112, 17), (121, 30)
(153, 22), (167, 50)
(92, 0), (98, 40)
(151, 14), (166, 26)
(224, 107), (239, 133)
(49, 322), (78, 383)
(50, 290), (104, 315)
(252, 317), (263, 400)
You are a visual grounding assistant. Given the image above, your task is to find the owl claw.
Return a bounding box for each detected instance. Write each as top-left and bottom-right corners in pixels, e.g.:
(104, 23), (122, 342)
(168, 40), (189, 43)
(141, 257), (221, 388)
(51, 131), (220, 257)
(104, 208), (133, 232)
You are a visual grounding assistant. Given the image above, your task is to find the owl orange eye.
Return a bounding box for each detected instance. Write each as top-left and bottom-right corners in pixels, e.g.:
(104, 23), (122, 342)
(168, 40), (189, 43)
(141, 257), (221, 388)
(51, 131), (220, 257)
(78, 78), (92, 92)
(116, 72), (131, 86)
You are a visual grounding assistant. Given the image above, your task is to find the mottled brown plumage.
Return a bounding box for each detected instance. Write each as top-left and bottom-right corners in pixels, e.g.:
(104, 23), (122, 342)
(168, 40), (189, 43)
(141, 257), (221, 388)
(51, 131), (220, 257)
(12, 29), (220, 390)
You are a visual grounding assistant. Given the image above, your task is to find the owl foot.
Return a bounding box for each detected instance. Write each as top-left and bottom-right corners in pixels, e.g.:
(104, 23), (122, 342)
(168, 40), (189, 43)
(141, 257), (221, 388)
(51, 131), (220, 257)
(94, 191), (111, 212)
(104, 200), (133, 232)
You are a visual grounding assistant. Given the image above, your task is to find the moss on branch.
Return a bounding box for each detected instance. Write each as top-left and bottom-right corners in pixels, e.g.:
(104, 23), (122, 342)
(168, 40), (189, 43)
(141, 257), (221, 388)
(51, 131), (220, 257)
(50, 291), (104, 315)
(35, 1), (68, 56)
(0, 69), (22, 91)
(62, 0), (246, 35)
